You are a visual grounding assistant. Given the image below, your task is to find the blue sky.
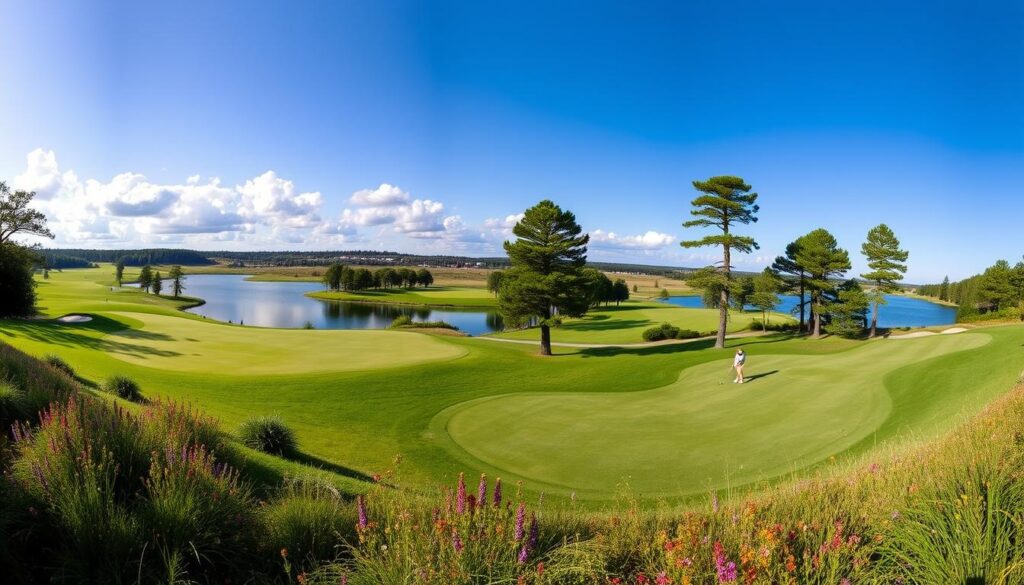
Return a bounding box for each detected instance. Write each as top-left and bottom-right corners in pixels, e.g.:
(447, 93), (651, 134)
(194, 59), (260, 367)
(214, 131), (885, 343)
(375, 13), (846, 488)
(1, 1), (1022, 282)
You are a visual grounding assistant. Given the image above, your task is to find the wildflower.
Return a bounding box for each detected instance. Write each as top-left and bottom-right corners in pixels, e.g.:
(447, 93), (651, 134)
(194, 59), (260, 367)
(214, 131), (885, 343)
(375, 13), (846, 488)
(514, 502), (526, 541)
(357, 495), (368, 529)
(452, 531), (464, 553)
(637, 573), (649, 584)
(478, 473), (487, 504)
(537, 562), (545, 575)
(840, 579), (851, 585)
(518, 544), (529, 564)
(713, 541), (737, 583)
(656, 571), (671, 584)
(456, 472), (467, 514)
(493, 477), (503, 507)
(711, 492), (719, 513)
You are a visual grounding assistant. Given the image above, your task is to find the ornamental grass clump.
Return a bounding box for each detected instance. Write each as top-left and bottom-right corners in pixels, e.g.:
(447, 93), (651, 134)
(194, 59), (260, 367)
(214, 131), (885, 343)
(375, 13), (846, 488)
(43, 354), (75, 378)
(263, 475), (357, 575)
(238, 415), (298, 457)
(102, 374), (142, 402)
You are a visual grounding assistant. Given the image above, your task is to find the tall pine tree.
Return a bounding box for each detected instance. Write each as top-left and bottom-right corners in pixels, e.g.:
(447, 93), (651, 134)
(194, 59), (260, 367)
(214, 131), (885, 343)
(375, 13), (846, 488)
(499, 200), (590, 356)
(680, 176), (759, 349)
(860, 224), (909, 337)
(795, 228), (851, 338)
(771, 237), (809, 333)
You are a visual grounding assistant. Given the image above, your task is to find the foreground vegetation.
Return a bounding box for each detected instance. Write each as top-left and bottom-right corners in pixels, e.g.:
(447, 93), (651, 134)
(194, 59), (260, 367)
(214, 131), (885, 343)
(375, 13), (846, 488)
(3, 339), (1024, 583)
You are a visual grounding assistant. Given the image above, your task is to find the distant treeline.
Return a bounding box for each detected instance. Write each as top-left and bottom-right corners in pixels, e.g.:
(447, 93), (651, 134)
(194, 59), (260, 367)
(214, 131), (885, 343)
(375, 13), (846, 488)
(917, 258), (1024, 321)
(43, 248), (215, 267)
(210, 250), (508, 268)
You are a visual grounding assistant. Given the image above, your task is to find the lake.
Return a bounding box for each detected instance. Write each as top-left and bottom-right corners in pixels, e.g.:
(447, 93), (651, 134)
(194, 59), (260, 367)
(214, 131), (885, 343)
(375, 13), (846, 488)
(664, 293), (956, 328)
(169, 274), (503, 335)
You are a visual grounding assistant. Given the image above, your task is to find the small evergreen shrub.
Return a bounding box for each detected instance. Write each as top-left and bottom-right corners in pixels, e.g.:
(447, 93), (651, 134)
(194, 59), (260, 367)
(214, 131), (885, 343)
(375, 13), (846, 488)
(44, 354), (75, 378)
(103, 375), (142, 402)
(238, 415), (298, 457)
(642, 323), (700, 342)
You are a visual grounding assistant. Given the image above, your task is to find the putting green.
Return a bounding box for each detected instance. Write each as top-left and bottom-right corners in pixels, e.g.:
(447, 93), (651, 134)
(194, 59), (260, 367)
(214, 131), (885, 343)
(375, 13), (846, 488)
(96, 312), (467, 375)
(435, 333), (991, 498)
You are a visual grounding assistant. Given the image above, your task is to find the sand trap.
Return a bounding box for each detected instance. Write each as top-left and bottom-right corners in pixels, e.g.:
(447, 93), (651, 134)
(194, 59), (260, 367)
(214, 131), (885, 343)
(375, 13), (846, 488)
(889, 331), (936, 339)
(890, 326), (967, 339)
(57, 314), (92, 324)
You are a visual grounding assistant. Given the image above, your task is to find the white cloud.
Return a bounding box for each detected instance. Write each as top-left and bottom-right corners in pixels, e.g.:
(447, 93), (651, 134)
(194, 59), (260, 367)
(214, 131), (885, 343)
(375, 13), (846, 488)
(237, 171), (322, 228)
(590, 229), (675, 250)
(348, 183), (410, 207)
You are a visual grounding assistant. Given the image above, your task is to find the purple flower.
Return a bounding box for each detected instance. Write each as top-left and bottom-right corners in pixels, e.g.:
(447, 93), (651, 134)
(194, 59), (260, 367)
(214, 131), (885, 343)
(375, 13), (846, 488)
(478, 473), (487, 505)
(514, 502), (526, 541)
(517, 544), (528, 564)
(714, 541), (736, 583)
(452, 531), (464, 553)
(357, 495), (368, 529)
(493, 477), (503, 507)
(456, 472), (467, 514)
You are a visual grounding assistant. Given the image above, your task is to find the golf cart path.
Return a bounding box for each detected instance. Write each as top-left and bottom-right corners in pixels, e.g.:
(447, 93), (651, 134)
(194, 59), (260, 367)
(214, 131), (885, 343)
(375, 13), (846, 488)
(475, 330), (765, 348)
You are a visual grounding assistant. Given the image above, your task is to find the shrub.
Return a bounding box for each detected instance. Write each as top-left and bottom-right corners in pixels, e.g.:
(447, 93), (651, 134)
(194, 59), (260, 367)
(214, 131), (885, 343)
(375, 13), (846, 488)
(390, 316), (459, 330)
(139, 399), (224, 455)
(103, 375), (142, 401)
(641, 323), (699, 342)
(43, 354), (75, 378)
(263, 476), (357, 572)
(238, 415), (298, 457)
(0, 381), (24, 427)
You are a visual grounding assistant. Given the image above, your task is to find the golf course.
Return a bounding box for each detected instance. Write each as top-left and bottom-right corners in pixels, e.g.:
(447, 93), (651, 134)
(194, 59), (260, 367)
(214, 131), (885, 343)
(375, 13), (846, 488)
(4, 265), (1021, 505)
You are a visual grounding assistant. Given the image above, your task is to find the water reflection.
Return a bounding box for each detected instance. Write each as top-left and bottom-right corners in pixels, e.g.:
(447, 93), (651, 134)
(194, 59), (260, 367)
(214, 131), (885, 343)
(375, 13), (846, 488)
(169, 274), (502, 335)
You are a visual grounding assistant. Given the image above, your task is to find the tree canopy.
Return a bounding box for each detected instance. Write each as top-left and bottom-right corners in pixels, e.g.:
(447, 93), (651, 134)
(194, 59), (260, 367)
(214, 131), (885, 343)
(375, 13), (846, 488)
(795, 228), (851, 338)
(860, 224), (909, 337)
(499, 200), (590, 355)
(0, 183), (53, 244)
(681, 176), (759, 348)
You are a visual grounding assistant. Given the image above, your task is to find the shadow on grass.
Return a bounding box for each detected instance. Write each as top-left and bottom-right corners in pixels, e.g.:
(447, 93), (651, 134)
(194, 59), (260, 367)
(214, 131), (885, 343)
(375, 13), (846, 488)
(742, 369), (779, 382)
(0, 316), (182, 358)
(575, 333), (798, 358)
(562, 319), (651, 332)
(292, 451), (377, 483)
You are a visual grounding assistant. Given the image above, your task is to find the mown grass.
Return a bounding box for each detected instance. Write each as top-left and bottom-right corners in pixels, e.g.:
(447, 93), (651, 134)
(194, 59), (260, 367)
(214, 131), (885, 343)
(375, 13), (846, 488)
(309, 285), (498, 308)
(492, 300), (793, 344)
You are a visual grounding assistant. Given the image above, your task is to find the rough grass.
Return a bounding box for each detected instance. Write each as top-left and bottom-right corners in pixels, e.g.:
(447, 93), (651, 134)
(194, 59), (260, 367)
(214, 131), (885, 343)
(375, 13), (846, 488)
(309, 285), (498, 308)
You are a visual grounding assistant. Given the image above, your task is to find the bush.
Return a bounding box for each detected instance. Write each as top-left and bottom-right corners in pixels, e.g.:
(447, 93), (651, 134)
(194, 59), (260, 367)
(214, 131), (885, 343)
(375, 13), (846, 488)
(0, 243), (38, 318)
(0, 343), (77, 422)
(641, 323), (701, 342)
(0, 381), (24, 426)
(238, 415), (298, 457)
(103, 375), (142, 401)
(43, 354), (75, 378)
(390, 315), (459, 330)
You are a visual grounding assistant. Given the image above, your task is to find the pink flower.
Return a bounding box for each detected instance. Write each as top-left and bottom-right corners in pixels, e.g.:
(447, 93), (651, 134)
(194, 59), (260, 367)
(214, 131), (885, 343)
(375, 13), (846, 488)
(478, 473), (487, 504)
(456, 472), (467, 514)
(655, 571), (671, 585)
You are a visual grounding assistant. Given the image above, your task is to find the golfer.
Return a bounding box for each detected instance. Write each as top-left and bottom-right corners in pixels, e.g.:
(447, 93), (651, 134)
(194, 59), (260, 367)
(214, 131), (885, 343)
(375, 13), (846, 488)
(733, 349), (746, 384)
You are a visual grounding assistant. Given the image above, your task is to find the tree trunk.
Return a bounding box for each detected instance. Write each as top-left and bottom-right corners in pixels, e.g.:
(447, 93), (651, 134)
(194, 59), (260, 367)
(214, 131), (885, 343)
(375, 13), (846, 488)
(717, 246), (730, 349)
(762, 310), (767, 332)
(798, 273), (806, 333)
(870, 300), (879, 338)
(812, 293), (822, 338)
(539, 324), (552, 356)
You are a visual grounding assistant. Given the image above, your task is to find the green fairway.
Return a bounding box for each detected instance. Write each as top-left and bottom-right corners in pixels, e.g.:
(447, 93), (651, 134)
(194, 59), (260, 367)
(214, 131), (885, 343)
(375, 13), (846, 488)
(3, 267), (1024, 504)
(492, 300), (792, 344)
(308, 285), (497, 308)
(434, 333), (993, 497)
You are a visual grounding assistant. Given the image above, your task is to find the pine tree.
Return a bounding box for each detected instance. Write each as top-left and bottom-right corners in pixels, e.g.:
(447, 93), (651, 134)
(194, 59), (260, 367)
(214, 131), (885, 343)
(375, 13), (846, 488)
(499, 200), (590, 356)
(795, 228), (851, 338)
(860, 224), (909, 337)
(680, 176), (759, 348)
(939, 276), (950, 302)
(169, 265), (186, 298)
(750, 268), (782, 331)
(772, 238), (809, 333)
(138, 265), (154, 293)
(151, 271), (163, 295)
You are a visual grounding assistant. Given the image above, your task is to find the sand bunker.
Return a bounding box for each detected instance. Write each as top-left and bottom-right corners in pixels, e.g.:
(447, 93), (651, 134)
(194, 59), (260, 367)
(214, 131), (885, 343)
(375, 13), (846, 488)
(890, 326), (967, 339)
(57, 314), (93, 324)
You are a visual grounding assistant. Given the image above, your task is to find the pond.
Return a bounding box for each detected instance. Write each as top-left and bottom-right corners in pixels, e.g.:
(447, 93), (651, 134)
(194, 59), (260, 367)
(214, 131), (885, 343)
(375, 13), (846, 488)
(164, 274), (503, 335)
(664, 293), (956, 328)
